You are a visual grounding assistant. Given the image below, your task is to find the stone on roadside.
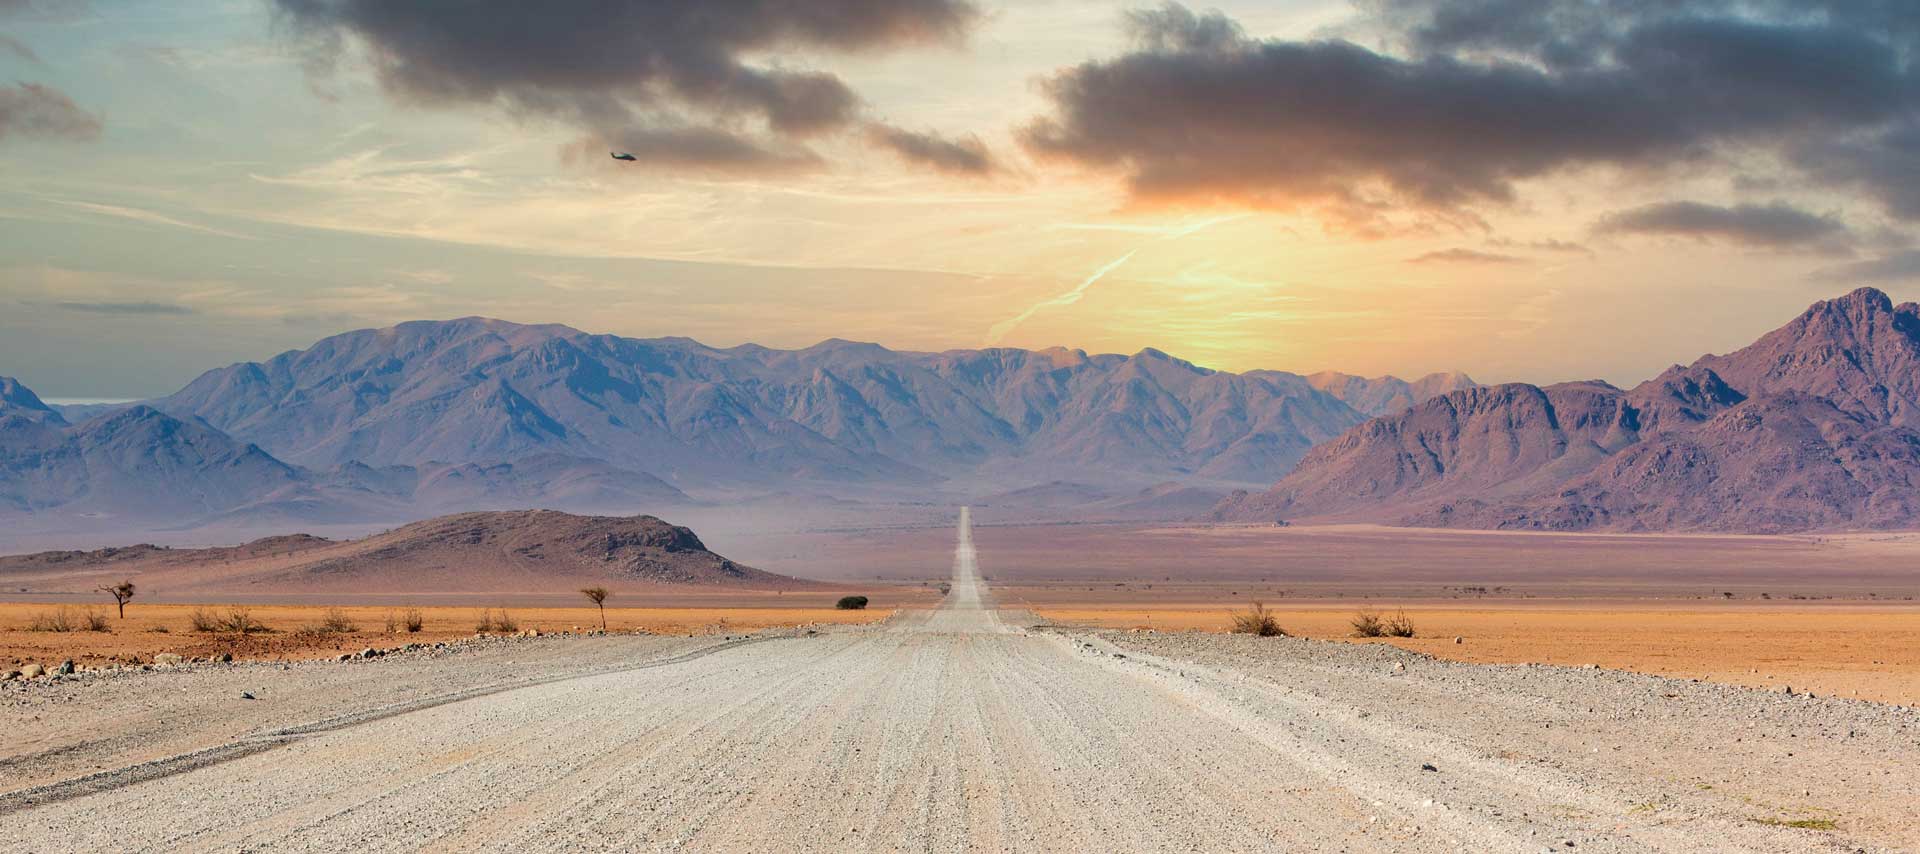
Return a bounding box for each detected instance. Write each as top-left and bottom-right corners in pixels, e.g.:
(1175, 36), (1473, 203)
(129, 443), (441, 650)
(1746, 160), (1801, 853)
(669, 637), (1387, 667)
(152, 653), (184, 666)
(20, 664), (46, 678)
(54, 660), (74, 675)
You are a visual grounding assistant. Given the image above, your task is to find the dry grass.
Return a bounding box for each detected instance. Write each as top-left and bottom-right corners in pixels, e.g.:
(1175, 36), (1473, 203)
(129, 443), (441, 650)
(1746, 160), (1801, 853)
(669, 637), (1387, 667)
(474, 608), (519, 633)
(402, 607), (424, 633)
(25, 607), (110, 633)
(1228, 601), (1286, 636)
(189, 606), (270, 634)
(314, 607), (358, 634)
(1350, 609), (1386, 638)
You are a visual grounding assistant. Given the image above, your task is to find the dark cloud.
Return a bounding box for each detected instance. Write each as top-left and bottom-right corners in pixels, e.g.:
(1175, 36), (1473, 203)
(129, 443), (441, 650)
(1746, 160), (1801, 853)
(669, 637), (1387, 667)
(273, 0), (979, 173)
(1595, 201), (1851, 250)
(0, 34), (38, 62)
(1813, 250), (1920, 283)
(0, 82), (102, 142)
(1488, 237), (1591, 255)
(866, 123), (995, 175)
(1020, 2), (1920, 230)
(1407, 248), (1527, 265)
(54, 301), (195, 316)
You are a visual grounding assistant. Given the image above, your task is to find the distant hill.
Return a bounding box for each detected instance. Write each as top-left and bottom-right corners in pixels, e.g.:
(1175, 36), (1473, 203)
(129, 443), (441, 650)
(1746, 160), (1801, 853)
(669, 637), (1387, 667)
(1304, 371), (1477, 417)
(0, 510), (800, 594)
(1218, 288), (1920, 532)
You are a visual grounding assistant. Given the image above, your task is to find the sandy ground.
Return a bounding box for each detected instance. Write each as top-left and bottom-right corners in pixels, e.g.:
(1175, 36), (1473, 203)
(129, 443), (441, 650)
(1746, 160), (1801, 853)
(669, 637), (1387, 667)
(1029, 603), (1920, 706)
(0, 602), (892, 669)
(1, 509), (1914, 852)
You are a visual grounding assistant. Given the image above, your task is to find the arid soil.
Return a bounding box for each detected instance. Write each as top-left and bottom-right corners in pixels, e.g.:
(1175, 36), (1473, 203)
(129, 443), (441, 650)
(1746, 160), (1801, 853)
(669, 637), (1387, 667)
(1, 510), (1914, 852)
(0, 601), (897, 669)
(1031, 603), (1920, 706)
(716, 518), (1920, 598)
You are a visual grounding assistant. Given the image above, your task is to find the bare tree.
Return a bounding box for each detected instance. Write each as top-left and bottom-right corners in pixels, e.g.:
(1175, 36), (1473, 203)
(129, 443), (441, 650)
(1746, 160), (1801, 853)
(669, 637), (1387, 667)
(580, 587), (610, 630)
(99, 580), (136, 619)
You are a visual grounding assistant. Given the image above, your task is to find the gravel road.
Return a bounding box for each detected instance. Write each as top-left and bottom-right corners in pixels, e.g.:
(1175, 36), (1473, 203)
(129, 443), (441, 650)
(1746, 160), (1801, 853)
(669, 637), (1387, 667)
(3, 507), (1914, 852)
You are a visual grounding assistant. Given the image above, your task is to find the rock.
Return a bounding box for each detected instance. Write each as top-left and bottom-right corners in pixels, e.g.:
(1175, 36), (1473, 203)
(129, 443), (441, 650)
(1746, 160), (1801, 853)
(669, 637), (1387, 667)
(1420, 763), (1438, 772)
(53, 660), (74, 675)
(336, 653), (352, 662)
(1392, 662), (1407, 673)
(1453, 636), (1464, 644)
(152, 653), (184, 666)
(359, 648), (378, 659)
(20, 664), (45, 678)
(240, 691), (255, 700)
(213, 652), (233, 663)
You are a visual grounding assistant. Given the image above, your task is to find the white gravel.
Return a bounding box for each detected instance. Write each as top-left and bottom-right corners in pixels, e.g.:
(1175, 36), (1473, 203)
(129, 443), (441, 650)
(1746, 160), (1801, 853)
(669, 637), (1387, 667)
(2, 507), (1912, 852)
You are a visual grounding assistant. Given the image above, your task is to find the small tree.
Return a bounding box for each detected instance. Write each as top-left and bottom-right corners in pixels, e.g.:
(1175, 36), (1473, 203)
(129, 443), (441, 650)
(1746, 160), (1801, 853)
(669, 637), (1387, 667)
(99, 579), (136, 619)
(580, 587), (610, 630)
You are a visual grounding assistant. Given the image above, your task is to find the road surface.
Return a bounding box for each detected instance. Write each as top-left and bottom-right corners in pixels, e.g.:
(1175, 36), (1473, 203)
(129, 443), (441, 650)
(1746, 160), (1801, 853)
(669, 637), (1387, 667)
(2, 508), (1910, 852)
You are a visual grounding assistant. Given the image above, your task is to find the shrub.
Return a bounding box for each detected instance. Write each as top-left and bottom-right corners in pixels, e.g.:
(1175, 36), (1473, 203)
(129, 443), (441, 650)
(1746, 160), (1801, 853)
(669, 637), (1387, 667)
(1229, 601), (1286, 637)
(192, 606), (268, 634)
(835, 595), (870, 610)
(1383, 610), (1417, 638)
(27, 608), (76, 632)
(1351, 609), (1386, 638)
(402, 607), (424, 633)
(147, 625), (171, 634)
(317, 607), (358, 634)
(383, 611), (397, 634)
(474, 609), (519, 633)
(84, 608), (110, 632)
(188, 607), (220, 633)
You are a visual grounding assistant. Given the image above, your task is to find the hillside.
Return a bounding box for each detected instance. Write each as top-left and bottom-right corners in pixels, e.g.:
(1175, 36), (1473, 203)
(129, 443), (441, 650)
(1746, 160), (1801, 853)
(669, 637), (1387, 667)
(0, 510), (799, 594)
(1219, 288), (1920, 532)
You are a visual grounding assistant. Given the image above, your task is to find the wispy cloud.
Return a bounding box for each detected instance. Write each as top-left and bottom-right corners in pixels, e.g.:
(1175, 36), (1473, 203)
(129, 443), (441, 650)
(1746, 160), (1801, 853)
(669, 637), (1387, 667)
(986, 251), (1137, 345)
(53, 199), (258, 241)
(55, 300), (195, 316)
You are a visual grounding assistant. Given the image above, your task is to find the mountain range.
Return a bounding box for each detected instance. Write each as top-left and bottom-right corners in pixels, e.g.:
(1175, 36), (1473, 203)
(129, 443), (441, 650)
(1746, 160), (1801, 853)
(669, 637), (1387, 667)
(1217, 287), (1920, 533)
(0, 321), (1469, 534)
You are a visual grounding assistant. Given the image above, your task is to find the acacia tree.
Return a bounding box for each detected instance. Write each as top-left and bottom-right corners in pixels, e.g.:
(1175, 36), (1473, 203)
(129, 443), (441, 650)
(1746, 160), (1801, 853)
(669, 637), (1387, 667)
(580, 586), (609, 630)
(99, 580), (136, 619)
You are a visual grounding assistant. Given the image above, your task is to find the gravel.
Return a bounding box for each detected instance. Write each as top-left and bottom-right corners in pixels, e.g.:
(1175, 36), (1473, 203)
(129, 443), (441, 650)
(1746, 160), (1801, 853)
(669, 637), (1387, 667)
(0, 508), (1910, 852)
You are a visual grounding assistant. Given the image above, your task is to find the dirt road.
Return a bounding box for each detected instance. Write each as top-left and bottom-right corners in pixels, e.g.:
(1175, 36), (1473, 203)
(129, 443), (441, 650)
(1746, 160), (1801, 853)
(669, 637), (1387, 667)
(3, 508), (1914, 852)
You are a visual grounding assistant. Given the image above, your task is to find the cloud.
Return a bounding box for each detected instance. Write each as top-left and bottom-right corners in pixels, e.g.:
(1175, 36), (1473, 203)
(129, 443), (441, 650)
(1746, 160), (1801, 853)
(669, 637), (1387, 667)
(1407, 248), (1527, 265)
(53, 200), (257, 241)
(1594, 201), (1851, 250)
(866, 123), (996, 175)
(1488, 237), (1591, 255)
(1812, 250), (1920, 283)
(0, 34), (38, 62)
(54, 301), (195, 316)
(1019, 2), (1920, 230)
(273, 0), (979, 174)
(0, 82), (102, 143)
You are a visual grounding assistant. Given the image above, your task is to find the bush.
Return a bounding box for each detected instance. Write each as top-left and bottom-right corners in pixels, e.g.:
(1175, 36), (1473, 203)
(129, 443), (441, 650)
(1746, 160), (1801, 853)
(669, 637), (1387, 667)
(402, 607), (424, 633)
(1229, 601), (1286, 637)
(1352, 609), (1416, 638)
(317, 607), (358, 634)
(188, 607), (219, 632)
(835, 595), (870, 611)
(1383, 610), (1417, 638)
(84, 609), (110, 632)
(474, 609), (519, 633)
(26, 608), (76, 632)
(191, 606), (268, 634)
(1351, 609), (1386, 638)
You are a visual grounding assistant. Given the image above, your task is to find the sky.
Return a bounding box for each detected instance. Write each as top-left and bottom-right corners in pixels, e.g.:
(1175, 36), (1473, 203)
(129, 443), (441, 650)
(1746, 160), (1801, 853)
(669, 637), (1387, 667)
(1, 0), (1917, 398)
